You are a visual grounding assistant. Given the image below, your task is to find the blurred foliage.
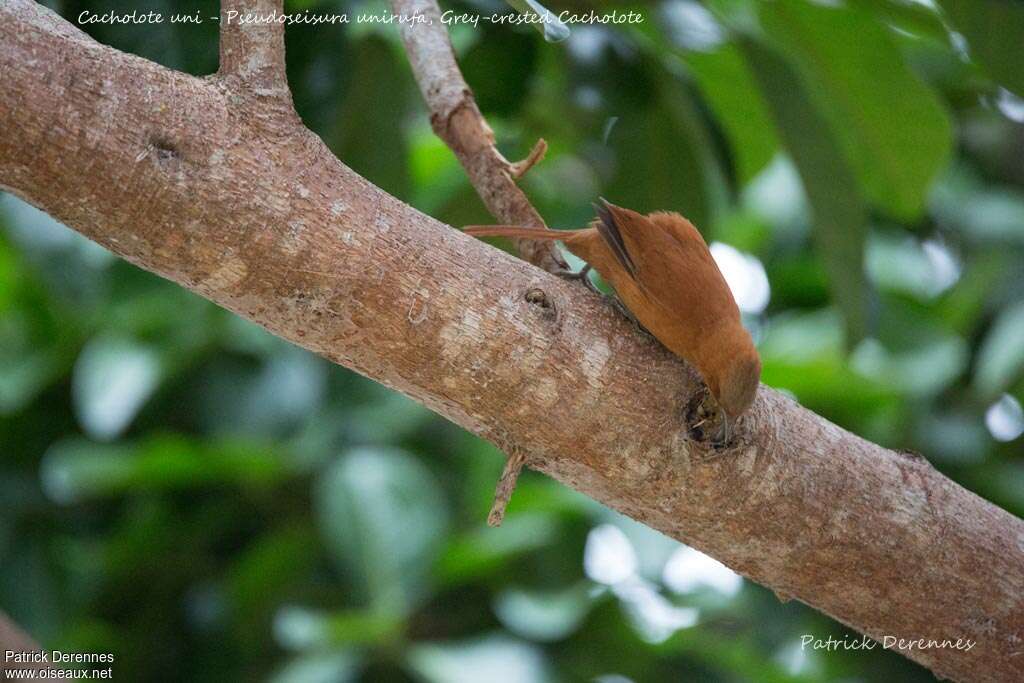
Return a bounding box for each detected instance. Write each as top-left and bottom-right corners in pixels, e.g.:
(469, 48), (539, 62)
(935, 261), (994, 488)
(3, 0), (1024, 681)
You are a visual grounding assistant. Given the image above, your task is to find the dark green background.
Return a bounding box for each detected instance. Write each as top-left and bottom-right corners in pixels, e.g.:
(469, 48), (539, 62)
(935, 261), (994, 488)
(2, 0), (1023, 680)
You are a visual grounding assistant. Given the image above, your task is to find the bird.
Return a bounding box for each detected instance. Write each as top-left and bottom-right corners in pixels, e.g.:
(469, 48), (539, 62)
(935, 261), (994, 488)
(464, 199), (761, 440)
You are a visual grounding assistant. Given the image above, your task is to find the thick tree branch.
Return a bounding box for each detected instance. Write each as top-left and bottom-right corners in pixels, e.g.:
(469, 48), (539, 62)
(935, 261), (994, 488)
(0, 3), (1022, 681)
(390, 0), (568, 275)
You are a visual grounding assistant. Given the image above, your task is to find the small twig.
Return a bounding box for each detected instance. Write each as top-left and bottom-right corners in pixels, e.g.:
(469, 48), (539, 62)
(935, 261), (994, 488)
(487, 450), (528, 527)
(509, 138), (548, 179)
(391, 0), (567, 274)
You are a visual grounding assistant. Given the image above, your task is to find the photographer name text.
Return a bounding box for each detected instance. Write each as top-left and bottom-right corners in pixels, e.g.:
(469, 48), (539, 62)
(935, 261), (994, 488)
(800, 634), (976, 652)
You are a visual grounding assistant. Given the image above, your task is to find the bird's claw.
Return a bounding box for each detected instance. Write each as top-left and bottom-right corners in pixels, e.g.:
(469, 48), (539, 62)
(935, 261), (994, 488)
(557, 265), (601, 295)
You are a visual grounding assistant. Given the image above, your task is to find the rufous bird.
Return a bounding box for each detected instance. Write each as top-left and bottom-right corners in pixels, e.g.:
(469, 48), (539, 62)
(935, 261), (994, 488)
(465, 199), (761, 440)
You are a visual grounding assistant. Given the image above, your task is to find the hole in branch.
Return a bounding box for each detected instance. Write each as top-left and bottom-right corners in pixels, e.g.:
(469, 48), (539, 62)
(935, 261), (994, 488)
(150, 136), (180, 164)
(524, 287), (559, 323)
(524, 288), (551, 308)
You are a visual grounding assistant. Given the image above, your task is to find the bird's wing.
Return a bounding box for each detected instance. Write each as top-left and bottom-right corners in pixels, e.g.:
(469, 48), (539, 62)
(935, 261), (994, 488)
(610, 204), (738, 325)
(592, 199), (638, 280)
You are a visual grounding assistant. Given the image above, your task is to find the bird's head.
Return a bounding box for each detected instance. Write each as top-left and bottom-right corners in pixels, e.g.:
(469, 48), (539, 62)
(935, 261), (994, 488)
(704, 341), (761, 421)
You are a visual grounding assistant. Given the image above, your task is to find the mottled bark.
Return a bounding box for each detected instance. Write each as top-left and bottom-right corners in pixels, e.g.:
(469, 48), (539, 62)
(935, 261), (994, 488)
(0, 2), (1021, 681)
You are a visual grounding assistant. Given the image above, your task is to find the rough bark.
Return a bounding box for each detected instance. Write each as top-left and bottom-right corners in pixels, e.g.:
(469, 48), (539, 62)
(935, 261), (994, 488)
(0, 2), (1021, 681)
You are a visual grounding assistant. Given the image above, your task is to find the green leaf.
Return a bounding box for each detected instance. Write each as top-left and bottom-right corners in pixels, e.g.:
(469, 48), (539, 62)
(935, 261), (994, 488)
(39, 436), (289, 503)
(0, 309), (65, 415)
(492, 583), (592, 642)
(407, 635), (551, 683)
(759, 309), (900, 419)
(760, 0), (953, 220)
(72, 336), (162, 441)
(938, 0), (1024, 97)
(974, 301), (1024, 400)
(315, 447), (448, 615)
(849, 0), (950, 42)
(929, 166), (1024, 245)
(273, 605), (401, 650)
(227, 526), (320, 623)
(865, 233), (960, 300)
(686, 44), (779, 184)
(850, 335), (968, 398)
(738, 36), (872, 342)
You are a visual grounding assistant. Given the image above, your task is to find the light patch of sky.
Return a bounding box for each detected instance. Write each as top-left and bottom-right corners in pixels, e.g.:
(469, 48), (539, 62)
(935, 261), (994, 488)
(567, 26), (609, 64)
(996, 88), (1024, 124)
(710, 242), (771, 314)
(660, 0), (724, 52)
(662, 546), (743, 597)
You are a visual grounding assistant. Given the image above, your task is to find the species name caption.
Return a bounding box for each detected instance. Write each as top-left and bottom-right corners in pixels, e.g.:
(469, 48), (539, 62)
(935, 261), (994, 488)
(76, 9), (645, 27)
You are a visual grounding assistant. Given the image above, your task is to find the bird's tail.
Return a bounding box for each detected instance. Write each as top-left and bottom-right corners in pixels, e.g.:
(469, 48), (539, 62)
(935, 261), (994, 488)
(463, 225), (579, 241)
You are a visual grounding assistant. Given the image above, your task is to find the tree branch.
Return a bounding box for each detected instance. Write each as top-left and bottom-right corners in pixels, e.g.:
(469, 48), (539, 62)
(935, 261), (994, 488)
(0, 3), (1022, 681)
(389, 0), (567, 274)
(218, 0), (289, 99)
(0, 611), (53, 673)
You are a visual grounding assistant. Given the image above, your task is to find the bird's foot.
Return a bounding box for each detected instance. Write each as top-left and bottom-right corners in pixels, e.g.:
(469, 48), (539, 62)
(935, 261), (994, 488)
(556, 264), (601, 295)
